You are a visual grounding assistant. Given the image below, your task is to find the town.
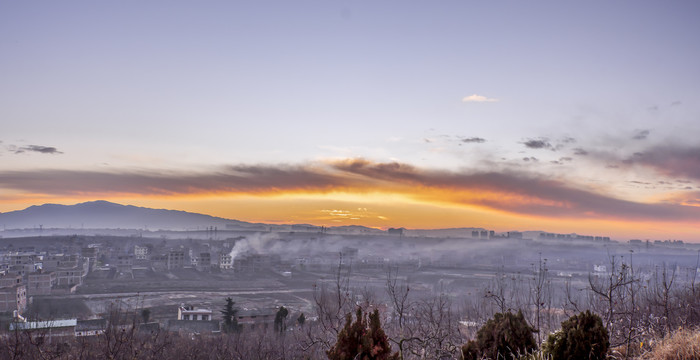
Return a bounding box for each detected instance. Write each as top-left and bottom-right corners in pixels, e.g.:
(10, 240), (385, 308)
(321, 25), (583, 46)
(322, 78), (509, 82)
(1, 225), (698, 346)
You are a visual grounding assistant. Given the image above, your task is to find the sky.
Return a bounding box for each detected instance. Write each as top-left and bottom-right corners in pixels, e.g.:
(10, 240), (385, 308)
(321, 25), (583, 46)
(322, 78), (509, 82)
(1, 1), (700, 241)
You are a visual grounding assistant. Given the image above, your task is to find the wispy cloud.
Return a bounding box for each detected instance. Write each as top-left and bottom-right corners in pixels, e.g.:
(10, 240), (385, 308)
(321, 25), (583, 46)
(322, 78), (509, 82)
(550, 157), (573, 165)
(521, 137), (575, 151)
(9, 145), (63, 155)
(623, 145), (700, 181)
(462, 94), (498, 103)
(459, 137), (486, 144)
(2, 159), (700, 222)
(522, 138), (552, 150)
(632, 130), (650, 140)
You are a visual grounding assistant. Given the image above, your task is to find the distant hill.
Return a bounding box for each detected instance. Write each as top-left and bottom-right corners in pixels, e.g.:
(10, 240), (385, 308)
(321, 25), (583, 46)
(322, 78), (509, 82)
(0, 200), (252, 230)
(0, 201), (545, 238)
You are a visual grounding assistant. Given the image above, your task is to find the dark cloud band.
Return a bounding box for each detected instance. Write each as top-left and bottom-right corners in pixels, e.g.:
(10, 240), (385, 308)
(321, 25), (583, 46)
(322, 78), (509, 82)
(9, 145), (63, 155)
(1, 159), (699, 222)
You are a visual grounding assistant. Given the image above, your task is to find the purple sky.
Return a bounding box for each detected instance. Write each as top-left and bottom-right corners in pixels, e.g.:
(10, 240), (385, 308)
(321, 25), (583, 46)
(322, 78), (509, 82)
(1, 1), (700, 240)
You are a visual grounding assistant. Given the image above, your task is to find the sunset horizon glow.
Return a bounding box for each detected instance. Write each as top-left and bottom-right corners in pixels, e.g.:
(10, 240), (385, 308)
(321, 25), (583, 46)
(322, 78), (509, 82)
(1, 158), (699, 241)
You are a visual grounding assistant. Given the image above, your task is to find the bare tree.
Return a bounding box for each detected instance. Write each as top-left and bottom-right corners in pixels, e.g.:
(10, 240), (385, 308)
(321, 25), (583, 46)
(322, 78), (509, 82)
(385, 266), (414, 359)
(588, 254), (635, 347)
(645, 263), (677, 337)
(301, 253), (372, 357)
(529, 255), (550, 344)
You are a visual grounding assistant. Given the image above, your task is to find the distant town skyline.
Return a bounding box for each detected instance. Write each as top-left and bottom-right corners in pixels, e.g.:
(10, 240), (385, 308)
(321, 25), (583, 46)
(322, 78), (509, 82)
(1, 1), (700, 241)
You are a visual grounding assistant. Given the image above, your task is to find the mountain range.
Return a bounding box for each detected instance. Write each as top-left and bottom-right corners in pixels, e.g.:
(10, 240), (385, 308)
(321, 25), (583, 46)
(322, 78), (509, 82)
(0, 200), (255, 231)
(0, 201), (547, 238)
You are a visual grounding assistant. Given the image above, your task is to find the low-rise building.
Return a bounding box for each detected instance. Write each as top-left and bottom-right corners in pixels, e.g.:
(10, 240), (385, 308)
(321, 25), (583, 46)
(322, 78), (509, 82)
(167, 249), (185, 270)
(10, 319), (77, 338)
(27, 270), (56, 296)
(75, 318), (107, 337)
(0, 284), (27, 313)
(42, 254), (79, 271)
(236, 308), (276, 328)
(134, 245), (149, 260)
(167, 319), (220, 334)
(218, 252), (232, 270)
(55, 268), (84, 286)
(195, 252), (211, 272)
(115, 255), (133, 273)
(178, 305), (213, 321)
(0, 274), (22, 288)
(5, 253), (41, 277)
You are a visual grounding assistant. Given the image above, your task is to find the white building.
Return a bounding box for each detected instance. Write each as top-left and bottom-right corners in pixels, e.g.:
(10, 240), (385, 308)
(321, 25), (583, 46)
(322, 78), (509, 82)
(134, 245), (149, 260)
(218, 252), (233, 270)
(178, 305), (213, 321)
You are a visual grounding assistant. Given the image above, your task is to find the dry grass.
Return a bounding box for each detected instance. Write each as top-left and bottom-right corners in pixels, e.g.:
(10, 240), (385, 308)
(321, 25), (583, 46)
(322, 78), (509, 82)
(640, 328), (700, 360)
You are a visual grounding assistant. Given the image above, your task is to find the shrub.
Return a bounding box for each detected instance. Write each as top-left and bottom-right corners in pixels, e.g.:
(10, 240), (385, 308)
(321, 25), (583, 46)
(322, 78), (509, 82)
(461, 340), (479, 360)
(462, 310), (537, 359)
(543, 311), (609, 360)
(641, 328), (700, 360)
(327, 308), (398, 360)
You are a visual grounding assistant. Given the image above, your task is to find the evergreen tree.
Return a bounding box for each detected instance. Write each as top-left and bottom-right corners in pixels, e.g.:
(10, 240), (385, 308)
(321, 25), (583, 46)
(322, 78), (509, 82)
(140, 308), (151, 324)
(274, 306), (289, 333)
(327, 308), (398, 360)
(544, 311), (609, 360)
(220, 297), (239, 333)
(463, 310), (536, 359)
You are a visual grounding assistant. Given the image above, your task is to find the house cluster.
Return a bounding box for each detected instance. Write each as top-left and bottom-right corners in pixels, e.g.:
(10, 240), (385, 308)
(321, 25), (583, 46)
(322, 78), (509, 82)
(110, 238), (280, 274)
(629, 239), (685, 247)
(537, 232), (611, 242)
(0, 251), (89, 314)
(6, 303), (288, 338)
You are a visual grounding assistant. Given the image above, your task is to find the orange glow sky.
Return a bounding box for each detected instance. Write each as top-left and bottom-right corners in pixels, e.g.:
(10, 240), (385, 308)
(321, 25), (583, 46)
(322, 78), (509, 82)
(1, 163), (699, 242)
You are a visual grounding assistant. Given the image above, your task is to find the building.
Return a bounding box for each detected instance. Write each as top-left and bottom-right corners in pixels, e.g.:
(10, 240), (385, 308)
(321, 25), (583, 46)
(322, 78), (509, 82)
(42, 254), (78, 271)
(10, 319), (77, 339)
(27, 270), (56, 296)
(75, 318), (107, 337)
(0, 274), (22, 288)
(81, 246), (99, 271)
(167, 249), (185, 270)
(236, 308), (276, 328)
(55, 268), (84, 287)
(177, 305), (213, 321)
(167, 319), (220, 334)
(0, 284), (27, 313)
(507, 231), (523, 239)
(115, 255), (134, 273)
(4, 253), (41, 277)
(169, 305), (219, 334)
(195, 252), (211, 272)
(387, 227), (405, 236)
(218, 252), (233, 270)
(233, 253), (280, 273)
(134, 245), (149, 260)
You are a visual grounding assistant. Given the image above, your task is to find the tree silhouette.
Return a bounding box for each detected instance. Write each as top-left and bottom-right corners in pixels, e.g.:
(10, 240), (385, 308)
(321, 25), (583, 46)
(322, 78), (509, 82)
(463, 310), (536, 360)
(544, 311), (609, 360)
(220, 297), (239, 333)
(274, 306), (289, 333)
(327, 308), (398, 360)
(141, 308), (151, 324)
